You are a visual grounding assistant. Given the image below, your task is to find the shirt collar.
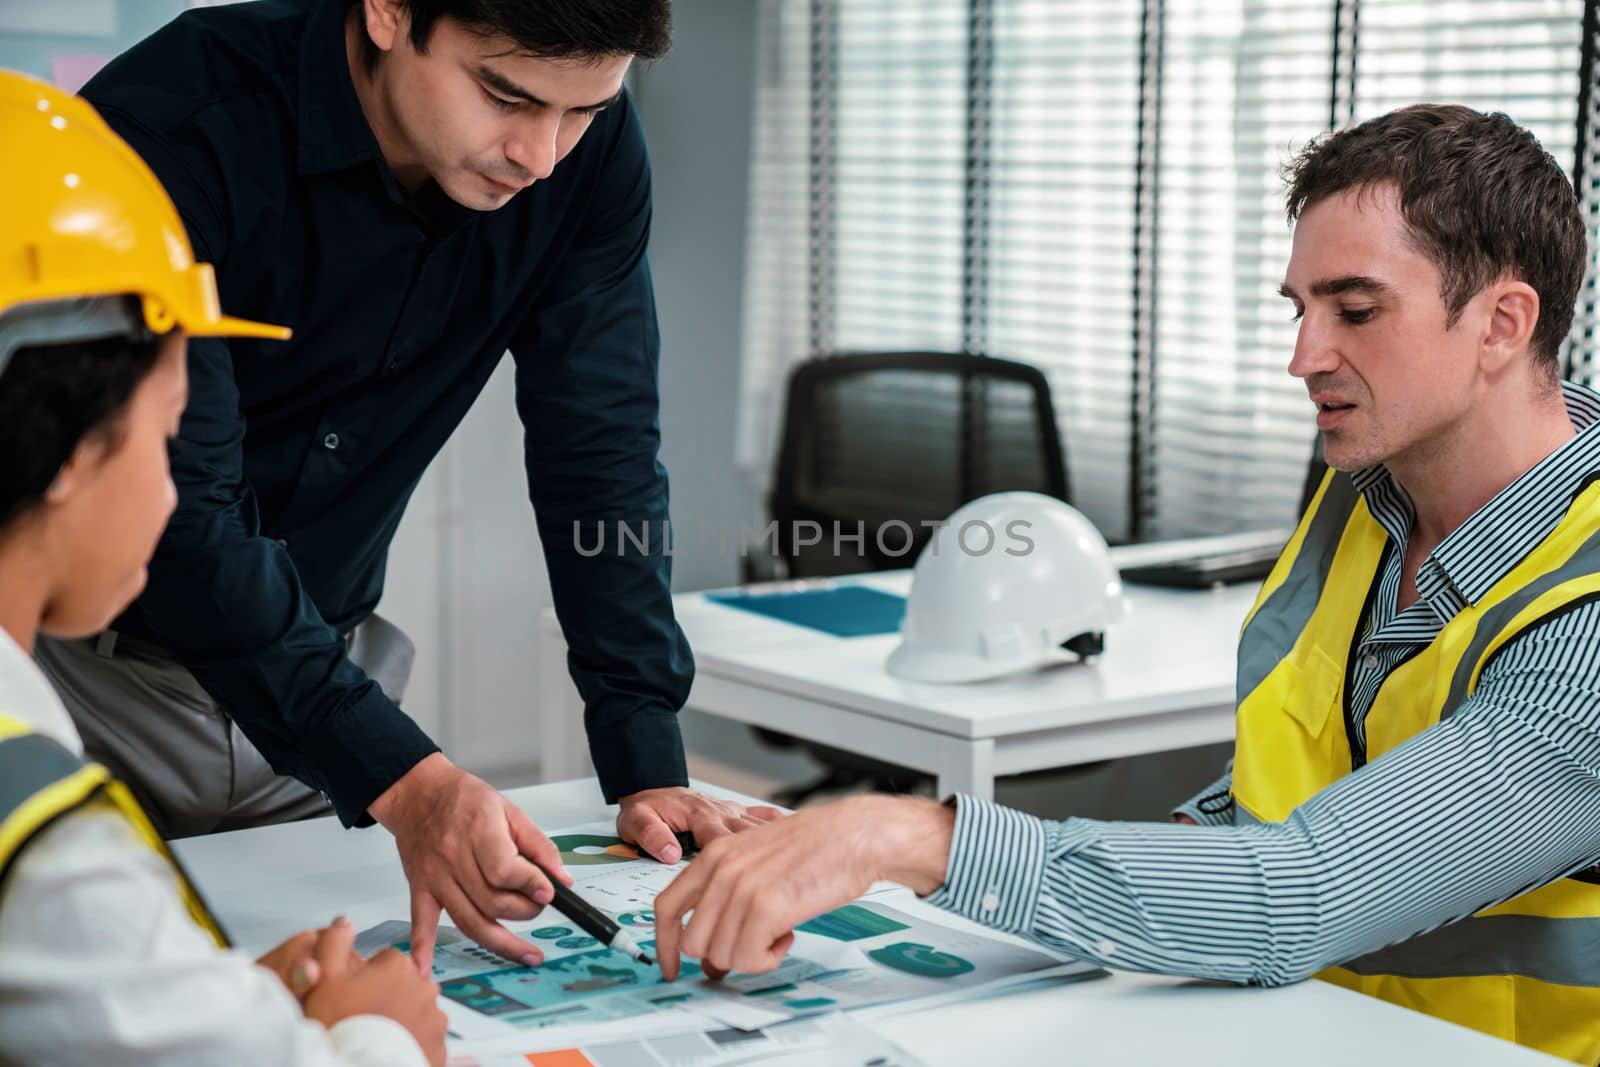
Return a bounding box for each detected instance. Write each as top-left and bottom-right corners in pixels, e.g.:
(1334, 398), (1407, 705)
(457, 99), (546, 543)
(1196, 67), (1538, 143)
(1353, 380), (1600, 607)
(0, 627), (84, 754)
(296, 0), (383, 176)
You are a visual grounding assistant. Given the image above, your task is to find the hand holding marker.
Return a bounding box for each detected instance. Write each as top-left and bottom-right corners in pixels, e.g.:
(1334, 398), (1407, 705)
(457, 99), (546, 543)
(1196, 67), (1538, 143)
(541, 830), (699, 969)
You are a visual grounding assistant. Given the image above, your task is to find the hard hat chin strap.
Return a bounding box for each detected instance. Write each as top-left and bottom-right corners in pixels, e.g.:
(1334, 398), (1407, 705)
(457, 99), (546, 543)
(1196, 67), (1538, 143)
(0, 296), (152, 386)
(1061, 631), (1105, 659)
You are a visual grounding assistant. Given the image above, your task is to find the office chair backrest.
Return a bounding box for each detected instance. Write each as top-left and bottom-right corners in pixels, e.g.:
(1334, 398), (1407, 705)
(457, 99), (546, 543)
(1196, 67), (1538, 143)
(769, 352), (1070, 577)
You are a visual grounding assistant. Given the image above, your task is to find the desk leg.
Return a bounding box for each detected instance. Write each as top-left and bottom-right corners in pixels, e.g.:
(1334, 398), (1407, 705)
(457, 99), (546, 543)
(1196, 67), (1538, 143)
(537, 614), (593, 782)
(930, 739), (995, 802)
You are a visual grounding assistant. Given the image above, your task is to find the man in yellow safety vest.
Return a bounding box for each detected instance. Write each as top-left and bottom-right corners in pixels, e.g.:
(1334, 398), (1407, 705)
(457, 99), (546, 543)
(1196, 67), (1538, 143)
(650, 104), (1600, 1063)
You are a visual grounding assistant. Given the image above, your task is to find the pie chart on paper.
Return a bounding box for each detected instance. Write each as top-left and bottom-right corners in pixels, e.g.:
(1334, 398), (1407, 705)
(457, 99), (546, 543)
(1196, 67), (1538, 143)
(866, 941), (976, 979)
(552, 833), (642, 866)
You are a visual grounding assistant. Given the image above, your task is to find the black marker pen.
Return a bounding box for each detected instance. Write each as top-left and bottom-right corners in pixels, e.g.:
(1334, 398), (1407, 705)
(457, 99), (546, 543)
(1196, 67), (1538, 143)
(546, 878), (653, 966)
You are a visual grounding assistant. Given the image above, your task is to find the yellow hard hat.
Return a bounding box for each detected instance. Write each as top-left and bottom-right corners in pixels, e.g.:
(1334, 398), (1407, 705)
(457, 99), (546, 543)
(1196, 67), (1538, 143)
(0, 68), (289, 343)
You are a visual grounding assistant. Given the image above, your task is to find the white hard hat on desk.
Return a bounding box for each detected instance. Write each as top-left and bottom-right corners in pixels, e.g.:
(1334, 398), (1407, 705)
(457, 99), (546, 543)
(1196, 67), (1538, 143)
(886, 492), (1124, 683)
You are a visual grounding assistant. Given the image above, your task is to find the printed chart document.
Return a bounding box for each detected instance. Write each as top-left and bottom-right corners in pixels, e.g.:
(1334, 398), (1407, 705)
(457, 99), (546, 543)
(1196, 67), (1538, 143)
(359, 821), (1102, 1059)
(451, 1013), (928, 1067)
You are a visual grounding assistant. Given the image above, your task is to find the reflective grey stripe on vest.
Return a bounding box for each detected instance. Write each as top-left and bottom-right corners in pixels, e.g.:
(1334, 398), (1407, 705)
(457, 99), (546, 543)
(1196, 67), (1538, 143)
(1435, 512), (1600, 716)
(1341, 913), (1600, 987)
(0, 731), (92, 887)
(0, 731), (84, 819)
(1235, 471), (1362, 705)
(1230, 480), (1600, 988)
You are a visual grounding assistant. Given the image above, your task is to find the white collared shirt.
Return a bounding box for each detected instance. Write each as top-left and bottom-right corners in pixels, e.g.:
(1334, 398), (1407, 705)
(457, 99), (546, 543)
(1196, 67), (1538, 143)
(0, 625), (428, 1066)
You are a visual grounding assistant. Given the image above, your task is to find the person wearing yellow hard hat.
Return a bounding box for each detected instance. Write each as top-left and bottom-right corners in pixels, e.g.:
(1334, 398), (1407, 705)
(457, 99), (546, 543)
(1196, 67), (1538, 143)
(0, 68), (447, 1066)
(34, 0), (780, 981)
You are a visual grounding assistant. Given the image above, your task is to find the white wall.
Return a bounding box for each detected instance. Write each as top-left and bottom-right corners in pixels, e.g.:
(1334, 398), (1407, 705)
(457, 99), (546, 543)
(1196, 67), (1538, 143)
(633, 1), (825, 786)
(634, 0), (768, 595)
(381, 361), (553, 782)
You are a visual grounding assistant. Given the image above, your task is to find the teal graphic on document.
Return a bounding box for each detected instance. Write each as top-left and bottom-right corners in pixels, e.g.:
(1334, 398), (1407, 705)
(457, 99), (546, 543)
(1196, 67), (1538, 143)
(867, 942), (975, 979)
(798, 904), (911, 942)
(436, 943), (702, 1025)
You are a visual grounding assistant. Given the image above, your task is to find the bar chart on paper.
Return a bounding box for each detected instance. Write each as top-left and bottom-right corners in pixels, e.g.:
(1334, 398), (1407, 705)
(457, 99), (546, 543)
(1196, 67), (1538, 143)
(359, 820), (1101, 1061)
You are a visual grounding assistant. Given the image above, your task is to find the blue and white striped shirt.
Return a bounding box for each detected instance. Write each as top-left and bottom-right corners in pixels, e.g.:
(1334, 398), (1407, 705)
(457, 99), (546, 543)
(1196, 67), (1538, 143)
(925, 381), (1600, 986)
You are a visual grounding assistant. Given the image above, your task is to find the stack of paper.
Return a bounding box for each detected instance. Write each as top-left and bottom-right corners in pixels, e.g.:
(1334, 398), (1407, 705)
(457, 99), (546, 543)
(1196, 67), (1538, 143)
(357, 820), (1102, 1062)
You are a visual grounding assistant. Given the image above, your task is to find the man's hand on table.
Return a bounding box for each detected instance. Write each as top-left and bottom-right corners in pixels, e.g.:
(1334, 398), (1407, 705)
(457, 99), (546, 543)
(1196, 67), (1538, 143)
(370, 753), (572, 973)
(652, 794), (955, 980)
(616, 785), (784, 863)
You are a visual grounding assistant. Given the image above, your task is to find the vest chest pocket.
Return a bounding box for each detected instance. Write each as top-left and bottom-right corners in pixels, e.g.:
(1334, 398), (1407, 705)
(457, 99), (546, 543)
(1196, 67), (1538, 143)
(1234, 641), (1351, 822)
(1284, 644), (1344, 740)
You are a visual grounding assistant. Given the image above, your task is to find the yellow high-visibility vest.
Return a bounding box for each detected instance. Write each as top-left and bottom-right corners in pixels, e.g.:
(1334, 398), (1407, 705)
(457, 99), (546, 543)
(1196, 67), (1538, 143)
(1231, 470), (1600, 1062)
(0, 713), (228, 947)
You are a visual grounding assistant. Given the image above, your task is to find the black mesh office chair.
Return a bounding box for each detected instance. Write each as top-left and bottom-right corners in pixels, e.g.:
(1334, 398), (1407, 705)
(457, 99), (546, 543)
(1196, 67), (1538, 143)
(752, 352), (1070, 581)
(748, 352), (1072, 805)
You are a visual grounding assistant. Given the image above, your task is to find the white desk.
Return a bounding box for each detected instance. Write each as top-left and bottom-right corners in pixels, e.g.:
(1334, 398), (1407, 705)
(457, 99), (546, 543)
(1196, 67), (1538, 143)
(538, 539), (1265, 800)
(172, 780), (1557, 1065)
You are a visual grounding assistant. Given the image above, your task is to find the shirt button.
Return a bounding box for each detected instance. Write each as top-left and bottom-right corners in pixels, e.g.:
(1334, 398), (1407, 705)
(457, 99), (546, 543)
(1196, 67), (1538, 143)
(1362, 652), (1380, 671)
(323, 432), (340, 450)
(980, 891), (1001, 913)
(1097, 938), (1117, 957)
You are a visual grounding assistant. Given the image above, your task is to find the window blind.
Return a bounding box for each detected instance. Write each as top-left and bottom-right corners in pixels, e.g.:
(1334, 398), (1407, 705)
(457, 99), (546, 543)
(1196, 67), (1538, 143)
(736, 0), (814, 471)
(986, 0), (1143, 540)
(1144, 0), (1334, 538)
(1351, 0), (1582, 146)
(831, 1), (968, 353)
(1571, 1), (1600, 383)
(740, 0), (1598, 540)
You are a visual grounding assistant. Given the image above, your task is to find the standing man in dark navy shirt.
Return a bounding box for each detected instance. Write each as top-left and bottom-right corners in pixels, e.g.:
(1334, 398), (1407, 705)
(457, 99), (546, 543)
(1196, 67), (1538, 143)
(34, 0), (779, 970)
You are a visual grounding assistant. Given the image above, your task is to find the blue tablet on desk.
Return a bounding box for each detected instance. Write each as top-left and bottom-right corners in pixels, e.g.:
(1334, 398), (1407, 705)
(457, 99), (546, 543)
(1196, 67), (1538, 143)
(705, 585), (906, 637)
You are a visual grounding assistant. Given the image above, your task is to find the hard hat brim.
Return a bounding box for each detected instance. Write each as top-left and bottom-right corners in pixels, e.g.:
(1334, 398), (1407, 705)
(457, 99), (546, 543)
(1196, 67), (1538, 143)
(885, 642), (1066, 684)
(195, 314), (292, 341)
(148, 264), (292, 342)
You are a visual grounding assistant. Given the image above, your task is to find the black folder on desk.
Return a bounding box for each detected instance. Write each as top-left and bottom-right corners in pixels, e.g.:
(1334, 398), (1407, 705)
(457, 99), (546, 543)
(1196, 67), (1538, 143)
(1118, 538), (1286, 588)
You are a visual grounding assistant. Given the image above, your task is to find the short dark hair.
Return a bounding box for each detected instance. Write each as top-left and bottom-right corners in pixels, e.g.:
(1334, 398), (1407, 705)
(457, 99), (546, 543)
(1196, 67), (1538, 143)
(1284, 103), (1586, 374)
(355, 0), (672, 72)
(0, 332), (162, 530)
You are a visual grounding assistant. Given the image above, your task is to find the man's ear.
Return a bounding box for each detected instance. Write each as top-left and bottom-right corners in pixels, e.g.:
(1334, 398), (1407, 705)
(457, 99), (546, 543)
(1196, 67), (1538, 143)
(43, 435), (110, 508)
(361, 0), (406, 56)
(1480, 278), (1540, 376)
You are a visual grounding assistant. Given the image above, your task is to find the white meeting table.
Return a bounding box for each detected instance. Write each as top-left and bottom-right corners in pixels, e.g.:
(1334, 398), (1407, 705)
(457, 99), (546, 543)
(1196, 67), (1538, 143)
(538, 537), (1272, 799)
(171, 779), (1558, 1065)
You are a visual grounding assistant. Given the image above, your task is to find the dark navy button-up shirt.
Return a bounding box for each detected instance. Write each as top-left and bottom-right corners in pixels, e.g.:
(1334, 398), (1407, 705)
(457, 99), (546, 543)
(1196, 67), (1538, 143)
(80, 0), (692, 825)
